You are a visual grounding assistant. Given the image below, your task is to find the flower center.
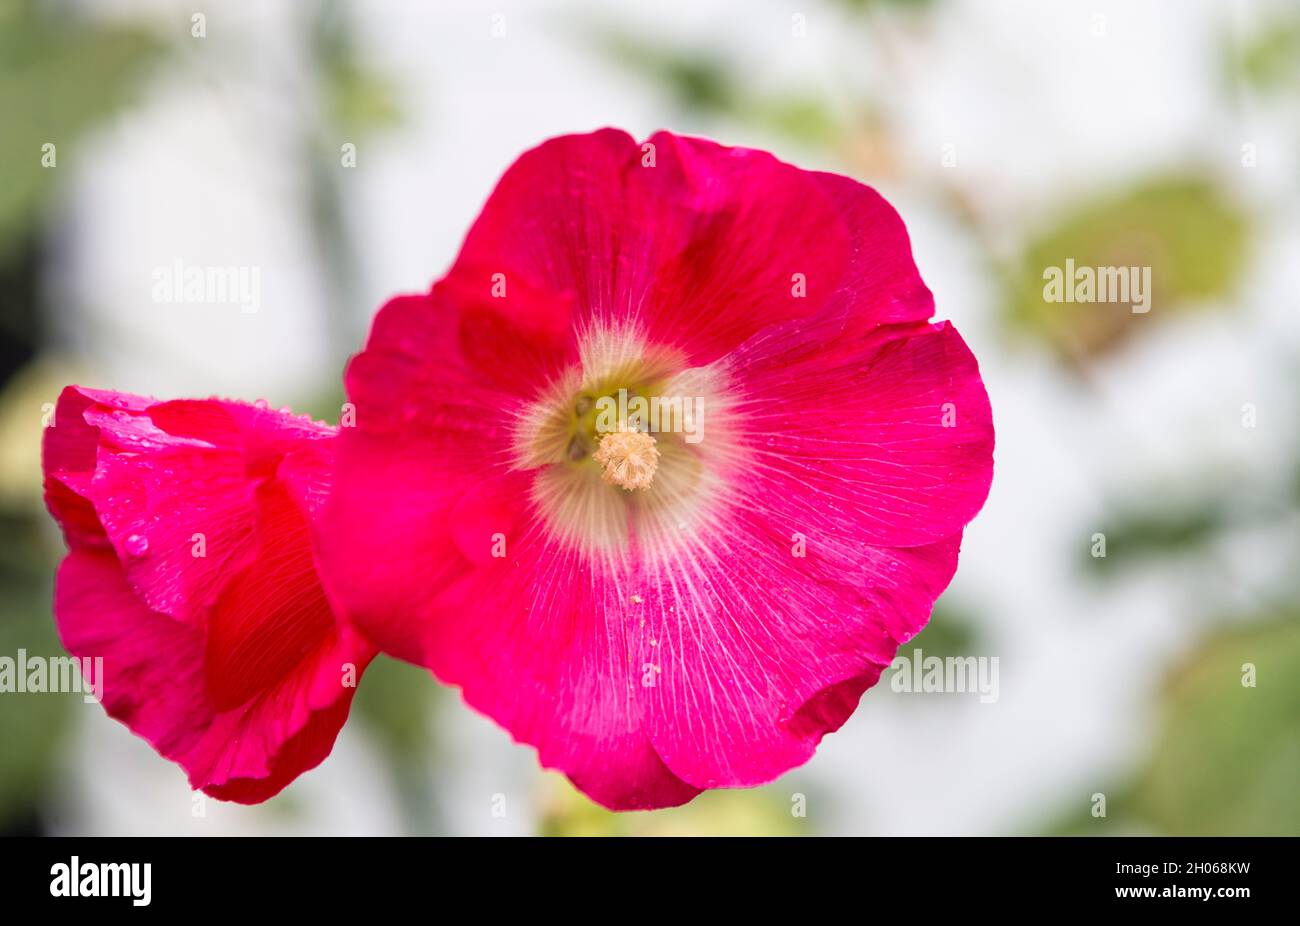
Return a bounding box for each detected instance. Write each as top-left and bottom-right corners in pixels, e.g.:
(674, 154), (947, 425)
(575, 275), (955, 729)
(511, 322), (742, 562)
(593, 427), (659, 491)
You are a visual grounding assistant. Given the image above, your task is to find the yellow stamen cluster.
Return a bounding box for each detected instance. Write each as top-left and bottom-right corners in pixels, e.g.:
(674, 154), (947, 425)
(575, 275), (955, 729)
(592, 427), (660, 491)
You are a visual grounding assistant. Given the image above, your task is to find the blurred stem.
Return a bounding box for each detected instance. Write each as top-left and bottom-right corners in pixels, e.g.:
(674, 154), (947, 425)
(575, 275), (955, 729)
(305, 0), (365, 384)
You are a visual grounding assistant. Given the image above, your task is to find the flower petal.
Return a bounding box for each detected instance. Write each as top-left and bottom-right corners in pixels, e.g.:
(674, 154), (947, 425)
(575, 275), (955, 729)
(812, 170), (936, 333)
(55, 548), (365, 802)
(727, 320), (995, 547)
(639, 533), (962, 788)
(443, 129), (854, 377)
(44, 388), (372, 801)
(428, 544), (703, 811)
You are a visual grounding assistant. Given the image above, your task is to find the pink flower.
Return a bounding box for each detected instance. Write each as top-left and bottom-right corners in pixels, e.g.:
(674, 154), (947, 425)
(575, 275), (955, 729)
(43, 387), (375, 802)
(321, 129), (995, 810)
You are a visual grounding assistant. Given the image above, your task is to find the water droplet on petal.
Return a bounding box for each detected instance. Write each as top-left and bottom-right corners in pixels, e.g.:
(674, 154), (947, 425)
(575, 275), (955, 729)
(124, 534), (149, 556)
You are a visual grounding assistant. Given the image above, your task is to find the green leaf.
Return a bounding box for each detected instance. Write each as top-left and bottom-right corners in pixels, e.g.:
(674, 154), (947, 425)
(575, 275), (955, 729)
(1046, 613), (1300, 835)
(1005, 176), (1251, 359)
(1128, 614), (1300, 834)
(1232, 13), (1300, 93)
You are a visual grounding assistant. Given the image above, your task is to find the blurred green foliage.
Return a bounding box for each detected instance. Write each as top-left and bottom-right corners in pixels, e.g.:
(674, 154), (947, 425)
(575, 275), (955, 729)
(1006, 176), (1250, 360)
(1084, 496), (1231, 573)
(353, 655), (437, 760)
(307, 0), (403, 371)
(0, 0), (162, 256)
(1051, 613), (1300, 835)
(0, 0), (164, 833)
(313, 0), (401, 137)
(1084, 425), (1300, 573)
(835, 0), (939, 10)
(0, 510), (71, 831)
(897, 599), (981, 659)
(350, 655), (442, 834)
(1231, 11), (1300, 93)
(586, 28), (842, 148)
(540, 774), (809, 836)
(1129, 614), (1300, 834)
